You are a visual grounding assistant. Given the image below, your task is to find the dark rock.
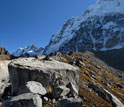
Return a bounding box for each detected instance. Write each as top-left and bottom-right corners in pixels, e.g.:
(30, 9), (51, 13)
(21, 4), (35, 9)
(57, 98), (83, 107)
(0, 85), (11, 100)
(53, 86), (70, 99)
(42, 56), (51, 61)
(116, 84), (123, 89)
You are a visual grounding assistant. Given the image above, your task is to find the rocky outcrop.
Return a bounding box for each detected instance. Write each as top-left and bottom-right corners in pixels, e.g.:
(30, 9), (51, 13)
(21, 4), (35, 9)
(88, 84), (124, 107)
(8, 58), (79, 96)
(0, 47), (12, 60)
(4, 57), (81, 107)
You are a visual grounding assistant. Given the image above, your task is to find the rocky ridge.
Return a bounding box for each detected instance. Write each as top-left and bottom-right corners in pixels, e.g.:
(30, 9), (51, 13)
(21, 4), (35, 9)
(13, 45), (44, 57)
(0, 47), (13, 60)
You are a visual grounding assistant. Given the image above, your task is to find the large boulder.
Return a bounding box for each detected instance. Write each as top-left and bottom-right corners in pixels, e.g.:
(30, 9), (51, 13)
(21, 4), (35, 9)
(19, 81), (47, 96)
(3, 93), (42, 107)
(8, 58), (79, 96)
(57, 98), (83, 107)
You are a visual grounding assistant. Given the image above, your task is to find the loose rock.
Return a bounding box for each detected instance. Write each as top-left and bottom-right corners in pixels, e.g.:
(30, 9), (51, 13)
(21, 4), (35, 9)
(57, 98), (83, 107)
(3, 93), (42, 107)
(18, 81), (47, 96)
(53, 86), (70, 99)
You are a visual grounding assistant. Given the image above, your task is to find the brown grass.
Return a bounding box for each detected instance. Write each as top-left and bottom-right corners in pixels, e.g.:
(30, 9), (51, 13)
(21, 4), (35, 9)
(58, 52), (124, 106)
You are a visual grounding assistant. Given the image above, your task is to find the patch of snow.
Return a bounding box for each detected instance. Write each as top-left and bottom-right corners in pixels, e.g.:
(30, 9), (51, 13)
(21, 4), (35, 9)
(103, 22), (117, 29)
(84, 0), (124, 18)
(89, 32), (96, 51)
(113, 27), (120, 32)
(100, 44), (123, 51)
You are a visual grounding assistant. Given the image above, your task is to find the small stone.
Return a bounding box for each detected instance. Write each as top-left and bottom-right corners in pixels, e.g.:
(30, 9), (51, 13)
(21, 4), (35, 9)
(53, 86), (70, 98)
(66, 82), (78, 97)
(43, 97), (49, 104)
(52, 99), (56, 104)
(44, 97), (48, 102)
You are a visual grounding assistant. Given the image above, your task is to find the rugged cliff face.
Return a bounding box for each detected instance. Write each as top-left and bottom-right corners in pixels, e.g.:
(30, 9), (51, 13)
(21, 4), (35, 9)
(0, 47), (13, 60)
(44, 0), (124, 55)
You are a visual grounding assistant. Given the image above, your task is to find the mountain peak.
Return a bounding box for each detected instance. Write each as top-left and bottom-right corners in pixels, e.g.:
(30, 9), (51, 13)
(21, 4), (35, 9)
(13, 45), (44, 57)
(43, 0), (124, 55)
(83, 0), (124, 19)
(97, 0), (124, 3)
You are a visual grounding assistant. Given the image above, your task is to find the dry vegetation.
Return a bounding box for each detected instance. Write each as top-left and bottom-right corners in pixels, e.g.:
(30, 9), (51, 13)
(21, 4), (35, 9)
(50, 52), (124, 107)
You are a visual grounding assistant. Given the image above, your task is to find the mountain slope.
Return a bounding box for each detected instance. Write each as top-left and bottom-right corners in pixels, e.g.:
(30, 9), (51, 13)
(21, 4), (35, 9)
(47, 52), (124, 106)
(44, 0), (124, 55)
(13, 45), (44, 57)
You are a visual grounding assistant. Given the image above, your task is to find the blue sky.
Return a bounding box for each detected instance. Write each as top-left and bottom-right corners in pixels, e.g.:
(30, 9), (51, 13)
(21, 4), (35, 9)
(0, 0), (96, 53)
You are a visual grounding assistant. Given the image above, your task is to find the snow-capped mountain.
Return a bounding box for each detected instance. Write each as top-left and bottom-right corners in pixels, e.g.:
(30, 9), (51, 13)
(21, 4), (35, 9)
(43, 0), (124, 55)
(13, 45), (44, 57)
